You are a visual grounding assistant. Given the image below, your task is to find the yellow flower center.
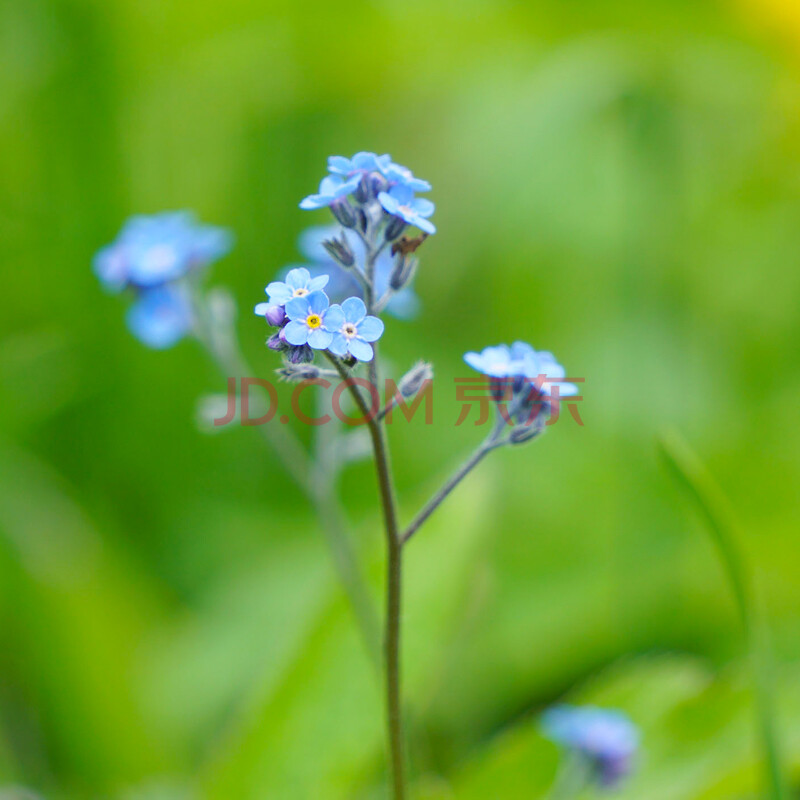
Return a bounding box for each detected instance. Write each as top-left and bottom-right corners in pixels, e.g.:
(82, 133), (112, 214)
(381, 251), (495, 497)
(306, 314), (322, 329)
(293, 287), (309, 297)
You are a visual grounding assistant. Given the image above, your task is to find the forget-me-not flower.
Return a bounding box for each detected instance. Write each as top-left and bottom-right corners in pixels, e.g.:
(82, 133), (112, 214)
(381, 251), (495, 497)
(325, 297), (385, 362)
(299, 175), (361, 210)
(381, 161), (431, 193)
(94, 211), (233, 291)
(541, 705), (639, 788)
(284, 290), (335, 349)
(328, 151), (391, 177)
(126, 286), (193, 349)
(378, 185), (436, 235)
(262, 267), (329, 307)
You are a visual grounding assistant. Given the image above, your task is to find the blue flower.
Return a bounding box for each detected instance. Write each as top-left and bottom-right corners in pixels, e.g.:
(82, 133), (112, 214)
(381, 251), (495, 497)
(294, 225), (420, 320)
(283, 290), (335, 349)
(263, 267), (329, 306)
(94, 211), (233, 291)
(325, 297), (384, 362)
(381, 161), (431, 193)
(541, 705), (639, 788)
(328, 151), (391, 177)
(299, 175), (361, 210)
(126, 286), (193, 349)
(378, 185), (436, 235)
(464, 342), (578, 400)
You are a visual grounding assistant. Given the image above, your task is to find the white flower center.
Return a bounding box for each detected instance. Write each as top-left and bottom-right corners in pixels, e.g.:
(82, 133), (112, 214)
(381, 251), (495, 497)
(293, 287), (309, 297)
(342, 323), (358, 338)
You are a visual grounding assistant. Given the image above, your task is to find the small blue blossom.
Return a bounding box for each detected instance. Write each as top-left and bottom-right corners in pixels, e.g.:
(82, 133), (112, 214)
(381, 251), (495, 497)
(263, 267), (329, 306)
(293, 226), (420, 320)
(325, 297), (385, 362)
(328, 151), (392, 177)
(541, 705), (639, 788)
(299, 175), (361, 210)
(464, 342), (578, 400)
(284, 290), (335, 349)
(381, 161), (431, 192)
(94, 211), (233, 291)
(126, 286), (193, 349)
(378, 185), (436, 235)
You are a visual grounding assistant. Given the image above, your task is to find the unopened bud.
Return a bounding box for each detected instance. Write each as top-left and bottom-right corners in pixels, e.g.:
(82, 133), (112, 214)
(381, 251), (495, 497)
(509, 422), (543, 445)
(384, 215), (407, 242)
(330, 198), (356, 228)
(263, 304), (287, 327)
(390, 255), (418, 291)
(267, 331), (287, 351)
(277, 362), (322, 382)
(287, 344), (314, 364)
(322, 236), (355, 268)
(371, 173), (389, 196)
(354, 174), (371, 204)
(398, 361), (433, 397)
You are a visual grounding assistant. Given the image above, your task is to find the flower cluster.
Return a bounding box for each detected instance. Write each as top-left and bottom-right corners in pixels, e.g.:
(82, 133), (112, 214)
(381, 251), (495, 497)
(255, 267), (384, 363)
(542, 705), (639, 789)
(299, 151), (435, 235)
(94, 211), (233, 348)
(464, 341), (577, 434)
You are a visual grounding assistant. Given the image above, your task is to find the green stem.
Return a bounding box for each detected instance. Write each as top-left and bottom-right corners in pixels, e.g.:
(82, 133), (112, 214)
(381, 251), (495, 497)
(326, 352), (406, 799)
(659, 430), (787, 800)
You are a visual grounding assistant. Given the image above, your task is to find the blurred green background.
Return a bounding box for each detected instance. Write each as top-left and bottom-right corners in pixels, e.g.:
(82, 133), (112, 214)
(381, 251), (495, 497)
(2, 0), (800, 797)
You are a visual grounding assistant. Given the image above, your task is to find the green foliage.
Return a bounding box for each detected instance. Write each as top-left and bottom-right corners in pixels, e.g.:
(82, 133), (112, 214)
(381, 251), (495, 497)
(2, 0), (800, 796)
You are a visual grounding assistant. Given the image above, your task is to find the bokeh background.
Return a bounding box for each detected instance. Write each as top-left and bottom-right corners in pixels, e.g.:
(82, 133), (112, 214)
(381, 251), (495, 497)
(2, 0), (800, 797)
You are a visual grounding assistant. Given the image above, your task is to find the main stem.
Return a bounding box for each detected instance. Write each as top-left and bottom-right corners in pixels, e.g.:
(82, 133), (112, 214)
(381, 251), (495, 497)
(326, 351), (406, 798)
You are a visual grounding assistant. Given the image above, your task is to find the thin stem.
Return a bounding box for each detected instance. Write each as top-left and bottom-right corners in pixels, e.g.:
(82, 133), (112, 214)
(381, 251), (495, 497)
(402, 416), (506, 546)
(325, 352), (406, 799)
(659, 430), (787, 800)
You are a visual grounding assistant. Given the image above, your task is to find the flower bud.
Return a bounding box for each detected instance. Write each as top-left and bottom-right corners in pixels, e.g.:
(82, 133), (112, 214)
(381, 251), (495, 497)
(263, 304), (287, 327)
(277, 362), (322, 382)
(330, 198), (356, 228)
(398, 361), (433, 397)
(354, 174), (371, 204)
(322, 236), (355, 268)
(509, 422), (543, 445)
(287, 344), (314, 364)
(389, 255), (418, 291)
(370, 173), (389, 196)
(384, 215), (407, 243)
(267, 331), (286, 351)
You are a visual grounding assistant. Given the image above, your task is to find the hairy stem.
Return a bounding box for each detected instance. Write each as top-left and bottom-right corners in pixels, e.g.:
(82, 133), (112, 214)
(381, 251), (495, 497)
(326, 351), (406, 799)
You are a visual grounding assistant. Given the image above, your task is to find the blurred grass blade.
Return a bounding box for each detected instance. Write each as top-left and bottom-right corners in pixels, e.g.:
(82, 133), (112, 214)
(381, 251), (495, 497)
(658, 429), (788, 800)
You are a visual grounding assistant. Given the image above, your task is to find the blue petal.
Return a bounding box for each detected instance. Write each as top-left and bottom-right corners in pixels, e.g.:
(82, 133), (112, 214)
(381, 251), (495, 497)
(324, 304), (345, 330)
(285, 296), (311, 320)
(349, 338), (374, 362)
(284, 320), (309, 345)
(328, 332), (349, 356)
(341, 296), (367, 324)
(357, 315), (384, 342)
(378, 192), (399, 215)
(412, 198), (435, 217)
(299, 194), (329, 210)
(286, 267), (311, 290)
(388, 184), (414, 205)
(307, 274), (330, 292)
(254, 302), (271, 316)
(328, 155), (352, 175)
(333, 176), (361, 198)
(266, 281), (292, 304)
(306, 290), (330, 314)
(413, 216), (436, 235)
(307, 328), (333, 349)
(126, 288), (192, 349)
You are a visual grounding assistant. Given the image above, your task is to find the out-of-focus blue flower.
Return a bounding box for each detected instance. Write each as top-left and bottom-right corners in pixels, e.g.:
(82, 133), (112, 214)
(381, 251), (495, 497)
(299, 175), (361, 210)
(125, 286), (193, 349)
(328, 151), (391, 177)
(325, 297), (384, 362)
(294, 226), (420, 320)
(381, 161), (431, 193)
(284, 290), (334, 349)
(264, 267), (329, 306)
(94, 211), (233, 292)
(378, 185), (436, 235)
(541, 705), (639, 788)
(464, 342), (578, 399)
